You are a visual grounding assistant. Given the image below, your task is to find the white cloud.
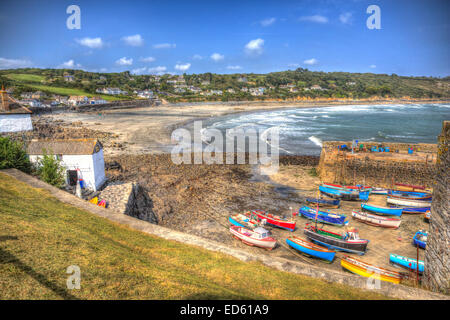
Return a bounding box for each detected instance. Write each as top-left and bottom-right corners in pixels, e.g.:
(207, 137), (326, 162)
(227, 65), (242, 70)
(339, 12), (352, 25)
(304, 58), (318, 65)
(288, 63), (300, 68)
(147, 66), (167, 74)
(0, 57), (32, 69)
(122, 34), (144, 47)
(132, 67), (148, 75)
(244, 38), (264, 56)
(299, 15), (328, 24)
(370, 64), (377, 69)
(192, 54), (203, 60)
(116, 57), (133, 66)
(174, 63), (191, 71)
(210, 53), (224, 62)
(140, 56), (156, 63)
(260, 17), (276, 27)
(59, 59), (82, 69)
(153, 43), (176, 49)
(76, 37), (104, 49)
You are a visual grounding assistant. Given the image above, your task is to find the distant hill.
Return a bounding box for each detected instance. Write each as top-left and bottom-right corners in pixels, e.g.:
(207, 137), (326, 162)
(1, 67), (449, 102)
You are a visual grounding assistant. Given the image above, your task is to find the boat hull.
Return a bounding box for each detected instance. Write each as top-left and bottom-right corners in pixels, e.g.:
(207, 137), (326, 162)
(286, 237), (335, 262)
(299, 206), (348, 226)
(341, 256), (402, 284)
(386, 197), (431, 208)
(351, 211), (401, 229)
(229, 226), (276, 250)
(306, 197), (340, 208)
(253, 210), (296, 231)
(361, 203), (403, 216)
(303, 227), (369, 255)
(390, 254), (424, 273)
(388, 190), (432, 201)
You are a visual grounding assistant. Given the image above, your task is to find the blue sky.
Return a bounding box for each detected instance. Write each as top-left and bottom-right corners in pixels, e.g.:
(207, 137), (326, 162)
(0, 0), (448, 76)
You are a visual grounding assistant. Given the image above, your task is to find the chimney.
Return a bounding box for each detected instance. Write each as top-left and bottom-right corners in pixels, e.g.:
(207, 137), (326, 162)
(1, 85), (10, 111)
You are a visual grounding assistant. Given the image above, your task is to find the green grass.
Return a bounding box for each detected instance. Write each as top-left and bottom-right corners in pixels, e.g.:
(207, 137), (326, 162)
(6, 73), (45, 83)
(0, 172), (389, 300)
(25, 84), (123, 101)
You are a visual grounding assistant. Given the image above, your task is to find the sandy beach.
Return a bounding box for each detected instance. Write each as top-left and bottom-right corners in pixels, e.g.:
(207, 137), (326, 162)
(43, 98), (449, 156)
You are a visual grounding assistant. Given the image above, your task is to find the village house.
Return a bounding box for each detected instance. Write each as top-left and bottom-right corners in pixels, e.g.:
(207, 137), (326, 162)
(0, 86), (33, 133)
(201, 80), (211, 86)
(310, 84), (324, 90)
(136, 90), (153, 99)
(27, 139), (106, 191)
(96, 88), (127, 95)
(249, 87), (265, 96)
(20, 99), (42, 108)
(64, 75), (75, 82)
(68, 96), (89, 106)
(88, 97), (107, 105)
(187, 86), (201, 93)
(174, 87), (186, 94)
(226, 88), (236, 94)
(20, 92), (33, 99)
(237, 76), (247, 83)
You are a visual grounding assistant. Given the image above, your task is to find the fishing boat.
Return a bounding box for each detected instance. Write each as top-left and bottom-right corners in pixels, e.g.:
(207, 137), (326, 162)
(386, 197), (431, 208)
(370, 187), (389, 195)
(299, 206), (348, 226)
(388, 190), (432, 201)
(252, 210), (296, 231)
(402, 206), (431, 214)
(229, 212), (261, 229)
(286, 236), (336, 262)
(319, 185), (370, 201)
(413, 230), (428, 249)
(390, 254), (424, 273)
(306, 197), (340, 208)
(229, 226), (277, 250)
(322, 182), (371, 190)
(303, 225), (369, 255)
(424, 210), (431, 222)
(341, 255), (404, 284)
(351, 211), (401, 229)
(361, 203), (403, 217)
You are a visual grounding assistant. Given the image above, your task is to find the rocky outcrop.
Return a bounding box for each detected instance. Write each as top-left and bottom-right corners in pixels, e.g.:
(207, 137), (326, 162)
(424, 121), (449, 295)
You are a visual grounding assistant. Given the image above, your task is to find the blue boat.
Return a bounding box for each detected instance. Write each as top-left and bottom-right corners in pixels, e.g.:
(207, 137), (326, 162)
(306, 197), (340, 208)
(361, 203), (403, 216)
(390, 254), (424, 273)
(413, 230), (428, 249)
(319, 185), (366, 201)
(388, 190), (432, 201)
(402, 206), (431, 214)
(286, 236), (336, 262)
(299, 206), (349, 226)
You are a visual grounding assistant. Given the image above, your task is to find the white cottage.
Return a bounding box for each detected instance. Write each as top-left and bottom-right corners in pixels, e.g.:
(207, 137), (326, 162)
(27, 139), (106, 191)
(0, 86), (33, 133)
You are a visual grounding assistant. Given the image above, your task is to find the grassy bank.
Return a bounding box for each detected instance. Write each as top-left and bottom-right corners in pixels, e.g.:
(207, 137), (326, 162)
(0, 172), (388, 300)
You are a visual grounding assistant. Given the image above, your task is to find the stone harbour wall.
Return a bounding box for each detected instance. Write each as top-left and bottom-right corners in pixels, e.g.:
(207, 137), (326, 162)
(99, 181), (158, 224)
(317, 141), (437, 188)
(424, 121), (450, 295)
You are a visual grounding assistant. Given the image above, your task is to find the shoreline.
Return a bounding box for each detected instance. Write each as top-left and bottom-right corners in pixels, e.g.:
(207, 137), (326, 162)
(43, 98), (449, 156)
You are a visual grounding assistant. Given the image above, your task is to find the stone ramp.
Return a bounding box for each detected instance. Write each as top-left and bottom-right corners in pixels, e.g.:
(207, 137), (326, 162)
(1, 168), (447, 300)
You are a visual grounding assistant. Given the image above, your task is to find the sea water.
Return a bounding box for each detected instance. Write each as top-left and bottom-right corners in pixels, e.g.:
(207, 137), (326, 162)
(202, 103), (450, 155)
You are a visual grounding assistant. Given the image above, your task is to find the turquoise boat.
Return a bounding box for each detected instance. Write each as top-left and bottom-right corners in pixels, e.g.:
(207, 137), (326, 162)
(286, 236), (336, 262)
(390, 254), (424, 273)
(361, 203), (402, 217)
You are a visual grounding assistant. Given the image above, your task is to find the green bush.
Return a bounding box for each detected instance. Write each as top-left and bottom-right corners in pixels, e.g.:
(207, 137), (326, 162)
(37, 150), (65, 188)
(0, 136), (31, 173)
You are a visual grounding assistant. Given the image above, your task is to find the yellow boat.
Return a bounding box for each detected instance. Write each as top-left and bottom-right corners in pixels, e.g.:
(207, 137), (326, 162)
(341, 255), (403, 284)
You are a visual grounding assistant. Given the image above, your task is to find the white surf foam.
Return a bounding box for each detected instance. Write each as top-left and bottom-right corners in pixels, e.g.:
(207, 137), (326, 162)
(308, 136), (323, 147)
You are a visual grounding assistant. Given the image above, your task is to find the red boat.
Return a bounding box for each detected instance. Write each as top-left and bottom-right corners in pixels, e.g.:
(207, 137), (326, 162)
(252, 210), (296, 232)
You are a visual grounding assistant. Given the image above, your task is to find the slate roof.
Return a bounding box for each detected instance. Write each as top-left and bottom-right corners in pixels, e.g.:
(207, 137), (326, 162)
(27, 139), (103, 155)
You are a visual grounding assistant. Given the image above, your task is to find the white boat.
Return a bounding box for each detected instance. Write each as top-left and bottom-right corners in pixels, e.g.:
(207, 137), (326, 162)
(351, 211), (401, 229)
(229, 226), (277, 250)
(370, 188), (388, 195)
(386, 197), (431, 207)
